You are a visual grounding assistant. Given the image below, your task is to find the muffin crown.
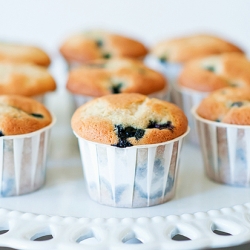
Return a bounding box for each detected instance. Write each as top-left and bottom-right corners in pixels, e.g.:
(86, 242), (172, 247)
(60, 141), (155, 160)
(60, 29), (148, 63)
(178, 53), (250, 92)
(0, 62), (56, 96)
(71, 93), (188, 147)
(67, 58), (167, 96)
(151, 34), (243, 63)
(0, 42), (51, 67)
(197, 87), (250, 125)
(0, 95), (53, 136)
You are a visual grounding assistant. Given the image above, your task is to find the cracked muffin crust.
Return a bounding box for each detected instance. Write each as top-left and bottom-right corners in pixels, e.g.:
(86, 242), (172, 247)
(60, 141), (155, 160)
(71, 93), (188, 147)
(66, 58), (167, 97)
(151, 34), (243, 64)
(0, 42), (51, 67)
(0, 95), (53, 136)
(60, 29), (148, 64)
(196, 87), (250, 124)
(178, 53), (250, 92)
(0, 62), (56, 96)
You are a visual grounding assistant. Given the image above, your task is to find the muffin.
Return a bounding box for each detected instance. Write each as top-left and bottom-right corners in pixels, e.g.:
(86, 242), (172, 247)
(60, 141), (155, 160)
(147, 33), (244, 102)
(151, 34), (243, 64)
(192, 87), (250, 186)
(0, 95), (55, 196)
(174, 53), (250, 144)
(60, 29), (148, 68)
(0, 62), (56, 103)
(0, 42), (51, 67)
(67, 58), (168, 107)
(71, 93), (189, 207)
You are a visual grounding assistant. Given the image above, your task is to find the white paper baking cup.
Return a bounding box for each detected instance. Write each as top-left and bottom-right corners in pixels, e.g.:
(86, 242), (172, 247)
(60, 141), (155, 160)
(72, 86), (170, 109)
(144, 55), (183, 102)
(172, 85), (210, 145)
(0, 116), (56, 197)
(74, 128), (189, 208)
(192, 107), (250, 187)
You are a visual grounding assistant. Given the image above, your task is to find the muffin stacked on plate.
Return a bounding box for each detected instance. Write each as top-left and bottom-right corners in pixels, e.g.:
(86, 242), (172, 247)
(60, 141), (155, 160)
(193, 87), (250, 187)
(60, 29), (148, 68)
(0, 42), (56, 103)
(71, 93), (188, 207)
(0, 95), (55, 197)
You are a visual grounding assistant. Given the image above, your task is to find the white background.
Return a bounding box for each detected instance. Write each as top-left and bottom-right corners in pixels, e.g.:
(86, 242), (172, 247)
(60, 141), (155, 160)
(0, 0), (250, 57)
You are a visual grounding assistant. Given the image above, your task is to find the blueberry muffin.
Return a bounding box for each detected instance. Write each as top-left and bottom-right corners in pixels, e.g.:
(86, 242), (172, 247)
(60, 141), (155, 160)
(72, 93), (188, 207)
(0, 62), (56, 97)
(0, 95), (55, 197)
(60, 29), (148, 65)
(151, 34), (244, 64)
(194, 87), (250, 186)
(0, 42), (51, 67)
(67, 58), (167, 97)
(71, 93), (188, 147)
(178, 53), (250, 91)
(0, 95), (53, 136)
(196, 87), (250, 124)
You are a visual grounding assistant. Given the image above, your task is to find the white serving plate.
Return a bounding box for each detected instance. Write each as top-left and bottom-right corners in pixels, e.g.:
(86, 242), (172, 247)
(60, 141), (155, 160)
(0, 60), (250, 250)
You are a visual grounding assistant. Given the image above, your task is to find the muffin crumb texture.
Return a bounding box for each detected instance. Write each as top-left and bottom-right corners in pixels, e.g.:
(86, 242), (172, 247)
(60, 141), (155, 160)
(72, 93), (188, 147)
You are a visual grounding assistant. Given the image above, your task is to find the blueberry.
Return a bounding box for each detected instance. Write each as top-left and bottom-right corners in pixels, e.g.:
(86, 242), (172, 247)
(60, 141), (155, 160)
(215, 119), (221, 122)
(111, 83), (123, 94)
(113, 125), (145, 148)
(147, 120), (174, 131)
(31, 113), (44, 118)
(231, 101), (243, 108)
(103, 53), (111, 59)
(204, 66), (215, 72)
(159, 56), (167, 63)
(134, 129), (145, 140)
(0, 131), (4, 137)
(113, 140), (133, 148)
(95, 39), (103, 47)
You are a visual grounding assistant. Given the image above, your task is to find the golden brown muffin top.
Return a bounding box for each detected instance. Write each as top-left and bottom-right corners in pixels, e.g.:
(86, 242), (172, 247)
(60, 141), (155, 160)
(178, 53), (250, 92)
(0, 62), (56, 96)
(60, 29), (148, 63)
(196, 87), (250, 125)
(151, 34), (244, 63)
(71, 93), (188, 147)
(0, 95), (53, 136)
(0, 42), (51, 67)
(67, 58), (167, 97)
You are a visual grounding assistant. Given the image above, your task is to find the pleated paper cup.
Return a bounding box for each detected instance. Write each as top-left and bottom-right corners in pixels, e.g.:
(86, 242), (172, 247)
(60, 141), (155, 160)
(72, 86), (170, 109)
(192, 107), (250, 187)
(74, 128), (189, 208)
(0, 116), (56, 197)
(144, 55), (182, 102)
(172, 85), (209, 145)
